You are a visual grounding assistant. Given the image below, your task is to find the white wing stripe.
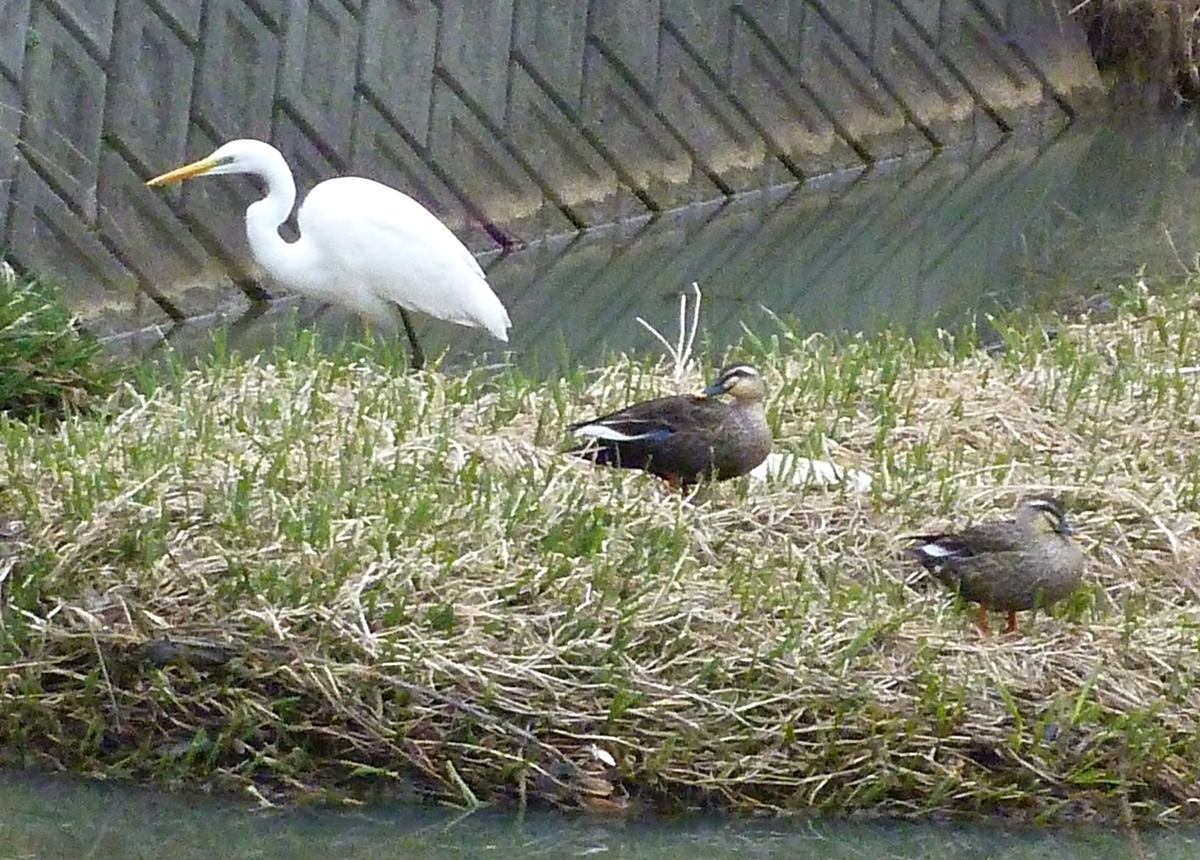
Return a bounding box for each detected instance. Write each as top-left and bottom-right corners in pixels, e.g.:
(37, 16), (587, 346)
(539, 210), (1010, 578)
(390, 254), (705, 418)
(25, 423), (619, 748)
(574, 424), (661, 442)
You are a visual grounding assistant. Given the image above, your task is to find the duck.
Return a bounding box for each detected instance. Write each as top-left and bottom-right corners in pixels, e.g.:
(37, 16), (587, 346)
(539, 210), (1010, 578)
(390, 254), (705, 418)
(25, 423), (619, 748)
(567, 363), (772, 488)
(905, 495), (1086, 633)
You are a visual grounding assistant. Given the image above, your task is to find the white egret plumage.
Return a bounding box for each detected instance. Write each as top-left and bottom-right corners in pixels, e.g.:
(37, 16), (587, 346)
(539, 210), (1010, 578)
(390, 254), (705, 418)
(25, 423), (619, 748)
(146, 139), (511, 370)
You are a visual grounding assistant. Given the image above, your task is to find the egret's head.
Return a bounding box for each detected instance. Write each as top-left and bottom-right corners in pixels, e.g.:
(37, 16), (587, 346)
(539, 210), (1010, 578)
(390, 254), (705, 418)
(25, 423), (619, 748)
(702, 363), (766, 403)
(146, 139), (284, 186)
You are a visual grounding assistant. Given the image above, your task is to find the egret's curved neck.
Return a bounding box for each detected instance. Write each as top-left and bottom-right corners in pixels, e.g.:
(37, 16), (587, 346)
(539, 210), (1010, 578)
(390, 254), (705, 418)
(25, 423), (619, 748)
(243, 165), (316, 286)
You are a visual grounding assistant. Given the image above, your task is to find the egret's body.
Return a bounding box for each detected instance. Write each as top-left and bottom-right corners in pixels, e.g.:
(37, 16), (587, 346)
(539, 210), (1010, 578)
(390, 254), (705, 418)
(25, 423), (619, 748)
(147, 139), (510, 369)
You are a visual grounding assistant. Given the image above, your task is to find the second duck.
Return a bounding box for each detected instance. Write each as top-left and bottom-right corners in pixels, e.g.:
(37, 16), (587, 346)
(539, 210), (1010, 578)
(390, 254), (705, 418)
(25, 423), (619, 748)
(567, 363), (772, 488)
(906, 495), (1086, 634)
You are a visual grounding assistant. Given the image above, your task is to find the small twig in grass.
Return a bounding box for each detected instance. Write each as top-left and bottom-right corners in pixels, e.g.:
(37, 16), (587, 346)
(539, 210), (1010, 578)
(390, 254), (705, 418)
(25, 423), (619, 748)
(88, 624), (121, 732)
(636, 282), (702, 382)
(441, 803), (484, 831)
(244, 783), (276, 809)
(445, 759), (481, 809)
(1163, 228), (1198, 280)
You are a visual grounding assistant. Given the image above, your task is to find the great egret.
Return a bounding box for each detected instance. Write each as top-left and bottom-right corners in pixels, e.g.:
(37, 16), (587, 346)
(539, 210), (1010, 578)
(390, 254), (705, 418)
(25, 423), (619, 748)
(146, 139), (511, 370)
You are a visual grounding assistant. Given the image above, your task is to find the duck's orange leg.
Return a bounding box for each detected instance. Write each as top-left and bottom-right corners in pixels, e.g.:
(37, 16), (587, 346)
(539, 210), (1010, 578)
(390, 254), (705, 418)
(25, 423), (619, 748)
(975, 603), (991, 633)
(1005, 610), (1018, 634)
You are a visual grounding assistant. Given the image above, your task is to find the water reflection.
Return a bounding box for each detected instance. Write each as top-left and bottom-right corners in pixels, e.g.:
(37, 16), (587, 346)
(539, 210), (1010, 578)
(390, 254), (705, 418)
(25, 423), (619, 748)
(113, 107), (1200, 375)
(4, 772), (1195, 860)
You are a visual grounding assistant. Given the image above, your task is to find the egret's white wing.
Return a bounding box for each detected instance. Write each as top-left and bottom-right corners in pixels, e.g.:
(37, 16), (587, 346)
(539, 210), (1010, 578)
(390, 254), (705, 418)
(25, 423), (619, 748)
(298, 177), (511, 340)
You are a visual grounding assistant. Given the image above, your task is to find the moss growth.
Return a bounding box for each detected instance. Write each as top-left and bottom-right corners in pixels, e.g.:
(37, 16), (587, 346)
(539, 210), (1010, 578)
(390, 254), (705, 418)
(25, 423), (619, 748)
(0, 277), (1199, 822)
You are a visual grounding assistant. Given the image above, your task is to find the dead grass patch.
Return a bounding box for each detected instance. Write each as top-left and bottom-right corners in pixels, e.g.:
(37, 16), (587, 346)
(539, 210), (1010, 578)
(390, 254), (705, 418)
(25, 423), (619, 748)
(1, 281), (1200, 821)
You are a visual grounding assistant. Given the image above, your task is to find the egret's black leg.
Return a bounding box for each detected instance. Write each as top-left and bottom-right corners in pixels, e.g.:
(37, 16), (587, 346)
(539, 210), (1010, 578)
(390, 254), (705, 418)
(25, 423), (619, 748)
(398, 306), (426, 371)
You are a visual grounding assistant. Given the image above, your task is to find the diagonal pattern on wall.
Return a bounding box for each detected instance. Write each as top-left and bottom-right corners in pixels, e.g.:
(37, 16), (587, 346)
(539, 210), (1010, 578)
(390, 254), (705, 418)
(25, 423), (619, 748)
(0, 0), (1101, 332)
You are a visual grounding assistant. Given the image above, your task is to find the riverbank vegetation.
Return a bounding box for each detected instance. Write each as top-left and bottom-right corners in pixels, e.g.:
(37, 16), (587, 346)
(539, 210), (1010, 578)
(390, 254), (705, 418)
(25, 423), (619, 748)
(1077, 0), (1200, 105)
(1, 273), (1200, 824)
(0, 264), (120, 422)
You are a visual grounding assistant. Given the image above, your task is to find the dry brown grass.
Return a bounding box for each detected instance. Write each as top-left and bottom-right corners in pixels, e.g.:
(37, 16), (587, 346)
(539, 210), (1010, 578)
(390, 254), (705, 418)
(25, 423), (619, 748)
(1, 281), (1200, 822)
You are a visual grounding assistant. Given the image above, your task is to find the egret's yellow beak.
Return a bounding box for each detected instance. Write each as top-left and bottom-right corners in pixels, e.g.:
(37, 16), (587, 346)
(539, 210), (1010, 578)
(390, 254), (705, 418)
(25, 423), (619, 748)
(146, 157), (219, 187)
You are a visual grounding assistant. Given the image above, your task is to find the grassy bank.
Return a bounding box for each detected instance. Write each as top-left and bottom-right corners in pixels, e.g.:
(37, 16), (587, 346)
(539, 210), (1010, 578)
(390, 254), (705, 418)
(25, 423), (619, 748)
(0, 264), (120, 422)
(2, 279), (1200, 823)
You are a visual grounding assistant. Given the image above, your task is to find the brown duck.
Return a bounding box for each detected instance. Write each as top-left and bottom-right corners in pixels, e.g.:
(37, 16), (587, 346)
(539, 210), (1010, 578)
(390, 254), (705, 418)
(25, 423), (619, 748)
(567, 363), (772, 488)
(906, 496), (1085, 633)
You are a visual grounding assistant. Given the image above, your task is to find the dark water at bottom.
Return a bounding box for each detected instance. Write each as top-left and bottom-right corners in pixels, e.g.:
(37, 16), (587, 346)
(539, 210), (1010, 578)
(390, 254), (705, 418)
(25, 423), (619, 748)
(3, 772), (1196, 860)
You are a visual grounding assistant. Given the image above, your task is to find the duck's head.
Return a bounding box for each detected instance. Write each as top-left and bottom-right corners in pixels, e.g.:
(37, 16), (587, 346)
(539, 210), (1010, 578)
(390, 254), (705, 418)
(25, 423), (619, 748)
(703, 363), (766, 403)
(1017, 495), (1076, 537)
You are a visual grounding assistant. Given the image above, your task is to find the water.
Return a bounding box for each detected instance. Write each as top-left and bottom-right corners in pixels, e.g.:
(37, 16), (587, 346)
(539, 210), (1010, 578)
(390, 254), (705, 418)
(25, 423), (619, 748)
(5, 772), (1196, 860)
(116, 106), (1200, 374)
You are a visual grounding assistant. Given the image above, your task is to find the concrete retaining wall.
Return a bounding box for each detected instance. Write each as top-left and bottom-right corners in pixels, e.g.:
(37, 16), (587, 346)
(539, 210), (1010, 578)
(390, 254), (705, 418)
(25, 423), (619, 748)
(0, 0), (1103, 332)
